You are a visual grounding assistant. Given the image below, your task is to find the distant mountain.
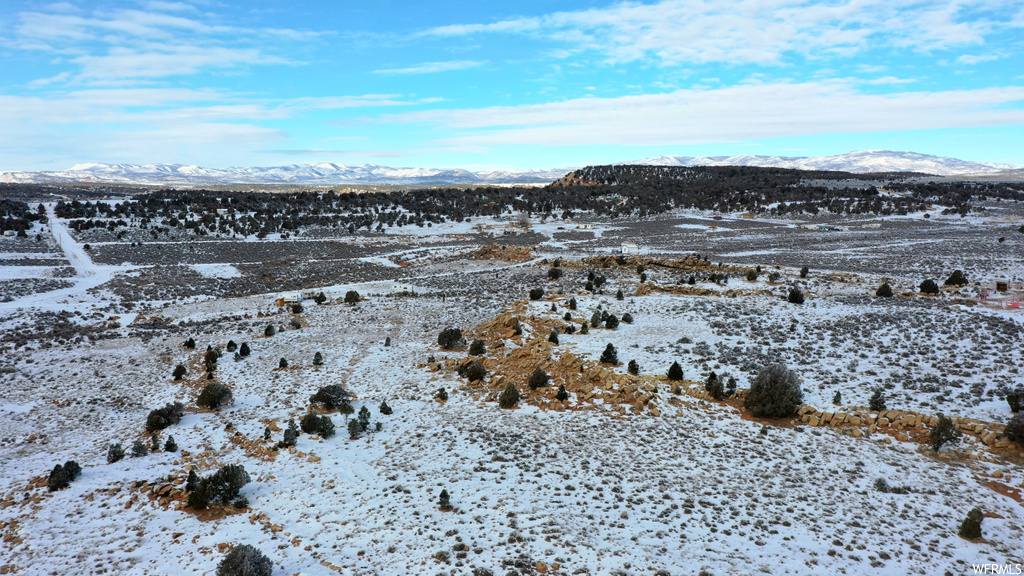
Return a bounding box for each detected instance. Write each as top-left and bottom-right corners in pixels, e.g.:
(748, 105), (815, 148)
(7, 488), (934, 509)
(0, 162), (570, 186)
(624, 150), (1020, 177)
(1, 151), (1018, 186)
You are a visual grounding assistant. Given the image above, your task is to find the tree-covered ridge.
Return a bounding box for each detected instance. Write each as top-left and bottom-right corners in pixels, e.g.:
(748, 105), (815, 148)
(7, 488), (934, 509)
(5, 165), (1022, 239)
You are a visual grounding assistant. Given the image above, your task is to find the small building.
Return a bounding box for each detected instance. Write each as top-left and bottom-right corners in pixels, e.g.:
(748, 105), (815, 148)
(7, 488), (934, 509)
(279, 291), (302, 303)
(2, 230), (16, 237)
(997, 281), (1008, 293)
(621, 242), (640, 255)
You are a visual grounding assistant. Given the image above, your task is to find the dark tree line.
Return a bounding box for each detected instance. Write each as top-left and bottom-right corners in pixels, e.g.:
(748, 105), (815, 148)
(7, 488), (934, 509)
(7, 166), (1022, 240)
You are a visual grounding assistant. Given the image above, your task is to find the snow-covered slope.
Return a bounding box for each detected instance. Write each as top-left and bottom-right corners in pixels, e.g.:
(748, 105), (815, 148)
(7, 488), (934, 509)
(625, 150), (1021, 176)
(0, 162), (571, 186)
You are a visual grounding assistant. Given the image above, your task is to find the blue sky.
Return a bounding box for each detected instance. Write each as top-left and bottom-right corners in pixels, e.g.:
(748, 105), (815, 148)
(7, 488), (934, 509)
(1, 0), (1022, 171)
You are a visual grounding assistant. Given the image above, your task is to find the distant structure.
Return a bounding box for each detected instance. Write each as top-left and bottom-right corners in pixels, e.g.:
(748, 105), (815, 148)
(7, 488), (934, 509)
(621, 242), (640, 255)
(981, 281), (1023, 309)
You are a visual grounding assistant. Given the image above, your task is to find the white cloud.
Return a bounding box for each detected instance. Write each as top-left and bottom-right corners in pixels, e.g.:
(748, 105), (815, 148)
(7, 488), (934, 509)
(957, 54), (999, 65)
(421, 0), (1021, 66)
(7, 4), (319, 85)
(372, 60), (485, 75)
(865, 76), (917, 85)
(376, 82), (1024, 147)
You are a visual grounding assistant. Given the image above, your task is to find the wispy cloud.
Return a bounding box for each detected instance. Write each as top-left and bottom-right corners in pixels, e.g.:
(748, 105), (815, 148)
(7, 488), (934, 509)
(957, 54), (1000, 65)
(865, 76), (917, 85)
(421, 0), (1021, 66)
(372, 60), (485, 75)
(7, 4), (321, 85)
(375, 82), (1024, 147)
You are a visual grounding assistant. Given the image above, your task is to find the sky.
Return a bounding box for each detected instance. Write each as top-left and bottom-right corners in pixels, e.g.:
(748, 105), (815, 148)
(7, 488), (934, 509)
(0, 0), (1022, 171)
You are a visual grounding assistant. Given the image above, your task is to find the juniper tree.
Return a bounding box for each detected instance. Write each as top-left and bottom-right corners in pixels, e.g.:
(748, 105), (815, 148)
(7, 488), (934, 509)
(437, 327), (464, 349)
(568, 297), (577, 310)
(280, 420), (298, 448)
(184, 337), (196, 349)
(48, 465), (70, 492)
(627, 360), (639, 375)
(339, 401), (354, 418)
(318, 416), (336, 438)
(744, 363), (803, 418)
(173, 364), (187, 380)
(380, 400), (393, 415)
(131, 439), (148, 458)
(604, 314), (619, 329)
(746, 270), (758, 281)
(216, 544), (272, 576)
(788, 287), (805, 304)
(725, 376), (737, 397)
(621, 313), (633, 323)
(1006, 389), (1022, 413)
(146, 401), (184, 432)
(833, 391), (842, 405)
(384, 336), (391, 347)
(310, 384), (351, 409)
(869, 389), (886, 411)
(528, 367), (550, 389)
(151, 433), (161, 451)
(347, 418), (362, 439)
(344, 290), (360, 305)
(550, 303), (557, 312)
(226, 340), (237, 352)
(300, 412), (320, 434)
(313, 352), (324, 366)
(555, 385), (569, 402)
(958, 507), (983, 539)
(358, 406), (371, 431)
(563, 312), (572, 321)
(667, 361), (683, 381)
(197, 382), (233, 410)
(616, 289), (624, 300)
(186, 470), (199, 492)
(435, 387), (449, 401)
(239, 342), (251, 357)
(164, 435), (177, 452)
(944, 270), (969, 286)
(1003, 412), (1024, 445)
(529, 288), (544, 300)
(469, 339), (486, 356)
(264, 324), (275, 337)
(930, 414), (960, 452)
(919, 279), (939, 294)
(188, 464), (250, 510)
(600, 343), (618, 364)
(705, 372), (724, 400)
(439, 489), (452, 511)
(548, 329), (559, 344)
(590, 311), (602, 328)
(498, 382), (520, 408)
(800, 266), (809, 278)
(463, 360), (486, 381)
(263, 427), (272, 441)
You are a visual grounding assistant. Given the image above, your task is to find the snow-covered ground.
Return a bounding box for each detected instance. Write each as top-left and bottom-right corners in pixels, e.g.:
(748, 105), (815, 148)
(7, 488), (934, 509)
(1, 207), (1023, 576)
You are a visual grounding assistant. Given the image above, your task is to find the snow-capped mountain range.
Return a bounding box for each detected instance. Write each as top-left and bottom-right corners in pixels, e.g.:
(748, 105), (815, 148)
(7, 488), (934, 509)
(624, 150), (1020, 177)
(0, 151), (1017, 186)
